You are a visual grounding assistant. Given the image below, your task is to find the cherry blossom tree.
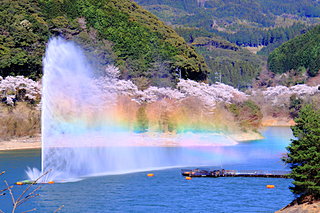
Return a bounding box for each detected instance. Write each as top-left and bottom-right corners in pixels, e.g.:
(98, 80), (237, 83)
(261, 85), (320, 106)
(0, 76), (41, 106)
(1, 64), (318, 115)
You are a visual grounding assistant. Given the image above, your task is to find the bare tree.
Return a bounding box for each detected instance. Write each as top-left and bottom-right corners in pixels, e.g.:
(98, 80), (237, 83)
(0, 170), (64, 213)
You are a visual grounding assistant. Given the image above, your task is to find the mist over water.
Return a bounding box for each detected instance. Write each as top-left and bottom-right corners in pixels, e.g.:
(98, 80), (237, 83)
(28, 37), (241, 181)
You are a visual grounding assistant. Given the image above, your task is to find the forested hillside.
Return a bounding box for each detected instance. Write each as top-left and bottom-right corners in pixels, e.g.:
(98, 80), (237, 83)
(135, 0), (320, 88)
(1, 0), (319, 89)
(136, 0), (319, 51)
(268, 25), (320, 77)
(189, 36), (264, 88)
(0, 0), (208, 87)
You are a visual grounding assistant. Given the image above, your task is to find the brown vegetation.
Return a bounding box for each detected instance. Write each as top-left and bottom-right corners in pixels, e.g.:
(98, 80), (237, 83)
(0, 103), (40, 141)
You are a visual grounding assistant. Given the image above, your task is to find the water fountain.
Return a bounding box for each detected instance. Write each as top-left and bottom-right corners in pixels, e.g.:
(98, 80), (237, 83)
(27, 37), (239, 182)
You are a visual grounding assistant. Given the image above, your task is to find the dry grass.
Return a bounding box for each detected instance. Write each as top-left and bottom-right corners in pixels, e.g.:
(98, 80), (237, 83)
(0, 102), (40, 141)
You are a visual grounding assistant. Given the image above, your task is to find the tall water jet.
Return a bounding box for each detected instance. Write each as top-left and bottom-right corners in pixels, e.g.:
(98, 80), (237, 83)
(29, 37), (240, 181)
(41, 37), (104, 180)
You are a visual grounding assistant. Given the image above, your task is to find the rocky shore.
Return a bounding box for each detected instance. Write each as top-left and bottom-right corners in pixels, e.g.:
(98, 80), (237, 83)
(276, 200), (320, 213)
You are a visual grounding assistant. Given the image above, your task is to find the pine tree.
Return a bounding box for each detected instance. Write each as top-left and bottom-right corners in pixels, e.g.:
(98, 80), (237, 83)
(283, 105), (320, 200)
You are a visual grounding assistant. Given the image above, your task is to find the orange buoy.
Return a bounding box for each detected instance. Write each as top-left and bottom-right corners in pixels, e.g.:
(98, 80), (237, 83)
(15, 182), (24, 185)
(48, 181), (55, 184)
(266, 185), (275, 188)
(185, 177), (192, 180)
(147, 173), (154, 177)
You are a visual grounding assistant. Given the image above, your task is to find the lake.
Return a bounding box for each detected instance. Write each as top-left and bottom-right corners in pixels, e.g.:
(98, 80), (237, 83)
(0, 127), (294, 212)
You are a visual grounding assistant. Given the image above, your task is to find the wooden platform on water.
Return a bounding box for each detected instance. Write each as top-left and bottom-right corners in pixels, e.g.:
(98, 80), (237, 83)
(181, 169), (290, 178)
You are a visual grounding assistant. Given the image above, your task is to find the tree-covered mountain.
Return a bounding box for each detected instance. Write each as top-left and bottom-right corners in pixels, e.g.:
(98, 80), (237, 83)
(0, 0), (208, 87)
(190, 36), (264, 88)
(134, 0), (320, 88)
(173, 27), (265, 88)
(135, 0), (319, 53)
(268, 25), (320, 77)
(135, 0), (320, 27)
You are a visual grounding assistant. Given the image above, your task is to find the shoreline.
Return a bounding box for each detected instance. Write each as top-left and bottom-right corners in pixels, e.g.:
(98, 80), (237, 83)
(0, 135), (41, 151)
(0, 124), (293, 151)
(261, 118), (295, 127)
(0, 131), (265, 151)
(228, 131), (264, 142)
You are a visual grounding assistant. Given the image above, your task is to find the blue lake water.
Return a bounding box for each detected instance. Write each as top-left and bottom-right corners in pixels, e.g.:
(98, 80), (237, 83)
(0, 127), (294, 212)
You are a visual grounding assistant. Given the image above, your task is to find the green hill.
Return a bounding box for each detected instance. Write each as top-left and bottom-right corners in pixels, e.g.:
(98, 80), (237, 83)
(268, 25), (320, 77)
(135, 0), (319, 51)
(0, 0), (208, 87)
(189, 36), (264, 89)
(133, 0), (320, 88)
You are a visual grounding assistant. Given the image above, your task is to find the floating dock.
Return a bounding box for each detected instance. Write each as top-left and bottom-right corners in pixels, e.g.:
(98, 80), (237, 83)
(181, 169), (290, 178)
